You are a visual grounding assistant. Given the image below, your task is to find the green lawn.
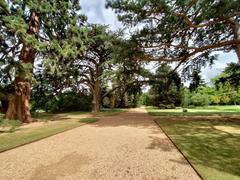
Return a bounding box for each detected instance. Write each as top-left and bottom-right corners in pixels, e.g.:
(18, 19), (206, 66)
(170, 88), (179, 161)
(99, 108), (128, 116)
(0, 114), (98, 153)
(0, 108), (126, 153)
(155, 117), (240, 180)
(147, 105), (240, 116)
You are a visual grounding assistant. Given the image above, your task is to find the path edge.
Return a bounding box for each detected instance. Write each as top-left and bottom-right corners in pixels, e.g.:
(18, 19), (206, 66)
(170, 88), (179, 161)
(0, 121), (96, 154)
(152, 118), (204, 180)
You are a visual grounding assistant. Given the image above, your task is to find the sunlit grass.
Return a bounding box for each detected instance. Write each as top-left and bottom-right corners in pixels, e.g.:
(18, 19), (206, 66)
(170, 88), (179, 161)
(147, 105), (240, 116)
(79, 118), (99, 123)
(0, 118), (96, 153)
(155, 117), (240, 180)
(0, 108), (126, 153)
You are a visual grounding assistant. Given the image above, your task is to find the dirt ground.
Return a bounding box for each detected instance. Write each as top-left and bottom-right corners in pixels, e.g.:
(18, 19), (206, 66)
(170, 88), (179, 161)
(0, 108), (200, 180)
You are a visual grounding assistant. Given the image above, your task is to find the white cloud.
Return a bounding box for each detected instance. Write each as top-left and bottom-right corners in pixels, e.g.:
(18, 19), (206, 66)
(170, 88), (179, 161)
(201, 52), (238, 83)
(80, 0), (122, 30)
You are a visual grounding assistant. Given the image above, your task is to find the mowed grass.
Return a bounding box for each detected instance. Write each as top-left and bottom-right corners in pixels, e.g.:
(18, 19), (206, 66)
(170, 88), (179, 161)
(99, 108), (127, 116)
(0, 108), (126, 153)
(147, 105), (240, 116)
(0, 113), (99, 153)
(155, 117), (240, 180)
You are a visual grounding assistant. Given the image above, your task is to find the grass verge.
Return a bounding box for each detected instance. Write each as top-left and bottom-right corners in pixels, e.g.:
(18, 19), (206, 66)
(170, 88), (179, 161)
(0, 117), (98, 153)
(155, 117), (240, 180)
(0, 108), (126, 153)
(147, 105), (240, 116)
(98, 108), (127, 116)
(79, 118), (99, 123)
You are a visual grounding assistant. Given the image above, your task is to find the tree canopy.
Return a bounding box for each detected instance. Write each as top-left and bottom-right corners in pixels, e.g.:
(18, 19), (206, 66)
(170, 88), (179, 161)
(107, 0), (240, 68)
(1, 0), (240, 122)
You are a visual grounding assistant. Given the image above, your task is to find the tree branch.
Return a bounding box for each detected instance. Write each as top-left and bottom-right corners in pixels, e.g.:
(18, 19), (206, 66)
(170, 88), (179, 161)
(141, 39), (240, 62)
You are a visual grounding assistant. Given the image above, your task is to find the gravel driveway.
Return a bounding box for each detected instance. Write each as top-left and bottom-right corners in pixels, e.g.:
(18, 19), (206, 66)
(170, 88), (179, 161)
(0, 108), (200, 180)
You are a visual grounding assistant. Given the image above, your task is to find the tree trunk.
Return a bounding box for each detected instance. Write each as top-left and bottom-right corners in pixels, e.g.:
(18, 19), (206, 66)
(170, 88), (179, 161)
(111, 82), (117, 108)
(92, 81), (101, 113)
(5, 95), (17, 120)
(92, 94), (101, 112)
(5, 83), (32, 122)
(5, 11), (40, 123)
(0, 100), (8, 114)
(233, 20), (240, 64)
(111, 95), (116, 108)
(92, 92), (101, 112)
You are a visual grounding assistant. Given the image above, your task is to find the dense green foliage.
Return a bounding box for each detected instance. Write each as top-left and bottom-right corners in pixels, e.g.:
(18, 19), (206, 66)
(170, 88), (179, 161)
(147, 106), (240, 116)
(139, 64), (182, 108)
(107, 0), (240, 73)
(31, 92), (91, 113)
(141, 63), (240, 108)
(0, 0), (88, 85)
(184, 63), (240, 106)
(0, 0), (239, 121)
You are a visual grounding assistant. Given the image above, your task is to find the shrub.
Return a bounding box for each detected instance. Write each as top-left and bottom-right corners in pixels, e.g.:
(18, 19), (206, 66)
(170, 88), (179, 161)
(158, 104), (166, 109)
(158, 103), (175, 109)
(211, 95), (221, 105)
(102, 97), (111, 108)
(166, 104), (176, 109)
(0, 119), (22, 132)
(32, 92), (92, 113)
(190, 93), (209, 106)
(221, 95), (231, 104)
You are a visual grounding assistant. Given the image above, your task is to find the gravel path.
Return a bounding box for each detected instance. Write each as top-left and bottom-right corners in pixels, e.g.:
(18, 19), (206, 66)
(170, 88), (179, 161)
(0, 108), (200, 180)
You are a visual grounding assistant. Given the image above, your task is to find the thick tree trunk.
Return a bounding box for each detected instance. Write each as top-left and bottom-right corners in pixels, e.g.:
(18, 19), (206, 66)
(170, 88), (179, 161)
(5, 95), (17, 120)
(5, 11), (40, 123)
(92, 92), (101, 113)
(91, 81), (101, 113)
(111, 96), (116, 108)
(233, 20), (240, 64)
(5, 83), (32, 122)
(92, 94), (101, 112)
(0, 100), (8, 114)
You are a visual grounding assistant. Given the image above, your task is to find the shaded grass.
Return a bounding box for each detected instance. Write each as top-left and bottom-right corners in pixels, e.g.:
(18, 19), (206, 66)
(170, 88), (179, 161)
(155, 117), (240, 180)
(32, 108), (126, 121)
(0, 108), (125, 153)
(147, 105), (240, 116)
(101, 108), (127, 113)
(79, 118), (99, 123)
(0, 118), (95, 153)
(98, 108), (127, 116)
(32, 111), (89, 121)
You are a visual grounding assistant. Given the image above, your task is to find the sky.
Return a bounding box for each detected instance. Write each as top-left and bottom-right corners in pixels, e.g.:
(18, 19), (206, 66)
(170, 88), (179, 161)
(80, 0), (238, 85)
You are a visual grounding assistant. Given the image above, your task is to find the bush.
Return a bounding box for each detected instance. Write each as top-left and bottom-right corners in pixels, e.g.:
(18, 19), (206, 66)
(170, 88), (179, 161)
(0, 119), (22, 132)
(211, 95), (221, 105)
(139, 93), (154, 106)
(158, 103), (175, 109)
(221, 95), (231, 104)
(102, 97), (111, 108)
(188, 105), (195, 108)
(32, 92), (92, 113)
(158, 104), (166, 109)
(166, 104), (176, 109)
(190, 93), (209, 106)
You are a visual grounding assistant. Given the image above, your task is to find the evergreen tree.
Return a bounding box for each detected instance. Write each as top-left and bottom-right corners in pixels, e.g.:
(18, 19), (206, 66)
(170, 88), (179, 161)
(189, 71), (205, 92)
(107, 0), (240, 67)
(0, 0), (87, 122)
(149, 64), (182, 107)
